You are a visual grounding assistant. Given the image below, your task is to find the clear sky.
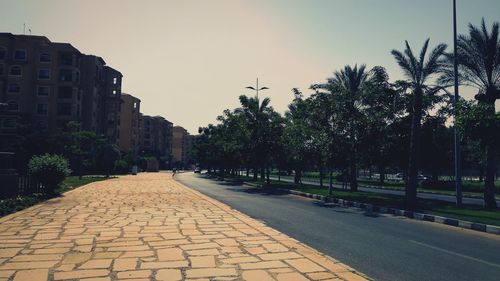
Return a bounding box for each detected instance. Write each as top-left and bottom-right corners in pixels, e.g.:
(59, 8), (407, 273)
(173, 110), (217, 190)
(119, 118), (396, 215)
(1, 0), (499, 134)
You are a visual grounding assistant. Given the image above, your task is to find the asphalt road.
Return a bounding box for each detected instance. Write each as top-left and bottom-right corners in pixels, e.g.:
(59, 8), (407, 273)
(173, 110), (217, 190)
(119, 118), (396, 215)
(176, 172), (500, 281)
(269, 176), (500, 206)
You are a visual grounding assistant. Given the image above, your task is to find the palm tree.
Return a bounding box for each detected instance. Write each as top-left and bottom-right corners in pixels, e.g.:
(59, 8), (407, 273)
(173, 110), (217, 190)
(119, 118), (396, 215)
(391, 39), (447, 209)
(326, 64), (370, 191)
(445, 19), (500, 208)
(236, 95), (273, 181)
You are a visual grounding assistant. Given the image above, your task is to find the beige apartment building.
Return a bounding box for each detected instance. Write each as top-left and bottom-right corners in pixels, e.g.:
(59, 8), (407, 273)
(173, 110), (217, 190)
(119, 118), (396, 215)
(0, 33), (122, 150)
(172, 125), (193, 168)
(118, 93), (141, 157)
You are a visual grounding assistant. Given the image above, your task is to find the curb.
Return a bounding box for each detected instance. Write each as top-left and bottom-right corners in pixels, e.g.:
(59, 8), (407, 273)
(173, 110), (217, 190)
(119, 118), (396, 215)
(243, 181), (500, 236)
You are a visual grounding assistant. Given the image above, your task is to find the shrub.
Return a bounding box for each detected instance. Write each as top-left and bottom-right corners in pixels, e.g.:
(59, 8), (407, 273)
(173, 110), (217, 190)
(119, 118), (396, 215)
(28, 154), (71, 194)
(114, 159), (129, 175)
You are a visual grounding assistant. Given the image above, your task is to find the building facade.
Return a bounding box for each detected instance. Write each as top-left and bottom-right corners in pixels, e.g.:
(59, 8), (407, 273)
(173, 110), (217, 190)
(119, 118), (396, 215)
(118, 93), (141, 157)
(0, 33), (123, 151)
(139, 114), (173, 168)
(0, 33), (83, 150)
(172, 126), (193, 168)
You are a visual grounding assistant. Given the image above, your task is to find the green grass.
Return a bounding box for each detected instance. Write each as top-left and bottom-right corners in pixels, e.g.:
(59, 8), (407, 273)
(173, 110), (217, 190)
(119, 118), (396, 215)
(57, 176), (114, 193)
(0, 176), (113, 218)
(235, 175), (500, 227)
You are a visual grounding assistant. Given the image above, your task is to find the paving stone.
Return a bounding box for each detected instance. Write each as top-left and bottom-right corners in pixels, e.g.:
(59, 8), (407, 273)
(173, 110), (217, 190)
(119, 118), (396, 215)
(140, 261), (188, 269)
(186, 268), (238, 278)
(307, 272), (337, 280)
(241, 270), (275, 281)
(10, 254), (63, 261)
(259, 252), (302, 261)
(285, 258), (325, 273)
(62, 253), (92, 264)
(0, 261), (58, 270)
(276, 272), (310, 281)
(221, 256), (260, 264)
(239, 261), (288, 270)
(0, 248), (23, 258)
(190, 256), (215, 268)
(157, 248), (184, 261)
(155, 269), (182, 281)
(53, 269), (109, 280)
(121, 251), (154, 258)
(12, 269), (48, 281)
(113, 258), (138, 271)
(79, 259), (113, 269)
(116, 270), (151, 279)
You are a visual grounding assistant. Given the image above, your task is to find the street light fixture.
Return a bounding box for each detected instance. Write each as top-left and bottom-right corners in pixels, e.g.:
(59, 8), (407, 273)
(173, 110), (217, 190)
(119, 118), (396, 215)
(453, 0), (463, 207)
(246, 78), (269, 102)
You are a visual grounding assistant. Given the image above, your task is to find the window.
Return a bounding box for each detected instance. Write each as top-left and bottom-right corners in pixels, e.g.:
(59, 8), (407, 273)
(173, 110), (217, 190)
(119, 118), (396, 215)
(58, 86), (72, 99)
(37, 104), (48, 115)
(133, 102), (138, 109)
(38, 69), (50, 80)
(8, 83), (20, 93)
(37, 86), (50, 97)
(57, 103), (71, 116)
(7, 101), (19, 112)
(9, 65), (22, 76)
(39, 53), (51, 63)
(113, 77), (117, 84)
(14, 49), (27, 61)
(0, 47), (5, 60)
(112, 90), (117, 95)
(59, 69), (73, 82)
(0, 64), (4, 75)
(59, 53), (73, 66)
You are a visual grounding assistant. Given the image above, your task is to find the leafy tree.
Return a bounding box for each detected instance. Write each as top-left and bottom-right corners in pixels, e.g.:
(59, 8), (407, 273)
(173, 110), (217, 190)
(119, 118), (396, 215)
(391, 39), (447, 209)
(28, 154), (71, 194)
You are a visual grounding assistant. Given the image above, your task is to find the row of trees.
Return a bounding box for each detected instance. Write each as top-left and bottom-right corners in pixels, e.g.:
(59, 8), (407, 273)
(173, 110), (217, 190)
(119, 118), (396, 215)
(192, 19), (500, 209)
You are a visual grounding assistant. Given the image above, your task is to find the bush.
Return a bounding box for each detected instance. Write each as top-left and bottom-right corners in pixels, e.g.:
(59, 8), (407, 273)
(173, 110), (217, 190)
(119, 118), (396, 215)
(28, 154), (71, 194)
(114, 159), (129, 175)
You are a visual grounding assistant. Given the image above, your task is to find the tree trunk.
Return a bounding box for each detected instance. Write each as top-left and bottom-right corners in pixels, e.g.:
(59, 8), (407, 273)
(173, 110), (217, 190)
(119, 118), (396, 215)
(253, 168), (257, 180)
(260, 168), (265, 181)
(278, 169), (281, 181)
(379, 163), (385, 185)
(329, 169), (333, 196)
(349, 151), (358, 191)
(483, 102), (497, 209)
(406, 88), (423, 210)
(479, 166), (484, 182)
(266, 167), (270, 185)
(319, 168), (324, 188)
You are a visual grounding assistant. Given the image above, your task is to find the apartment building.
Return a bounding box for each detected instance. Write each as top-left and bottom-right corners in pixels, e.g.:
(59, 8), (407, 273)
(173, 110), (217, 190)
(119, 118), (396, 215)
(172, 125), (193, 168)
(80, 55), (122, 143)
(140, 114), (173, 168)
(0, 33), (83, 149)
(118, 93), (141, 157)
(0, 33), (122, 150)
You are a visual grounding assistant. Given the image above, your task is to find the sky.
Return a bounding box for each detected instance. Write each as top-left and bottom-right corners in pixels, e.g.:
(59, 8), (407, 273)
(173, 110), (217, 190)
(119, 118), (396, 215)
(1, 0), (500, 134)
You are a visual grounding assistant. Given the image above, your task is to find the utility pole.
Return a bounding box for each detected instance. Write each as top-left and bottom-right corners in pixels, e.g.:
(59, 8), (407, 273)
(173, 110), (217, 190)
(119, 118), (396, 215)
(453, 0), (463, 207)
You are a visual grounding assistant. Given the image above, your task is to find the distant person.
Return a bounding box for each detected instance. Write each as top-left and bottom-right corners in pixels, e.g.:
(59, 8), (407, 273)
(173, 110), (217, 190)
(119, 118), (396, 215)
(172, 167), (177, 174)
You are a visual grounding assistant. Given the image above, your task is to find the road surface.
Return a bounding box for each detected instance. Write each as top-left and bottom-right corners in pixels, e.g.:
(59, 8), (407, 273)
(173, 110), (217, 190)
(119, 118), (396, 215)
(176, 172), (500, 281)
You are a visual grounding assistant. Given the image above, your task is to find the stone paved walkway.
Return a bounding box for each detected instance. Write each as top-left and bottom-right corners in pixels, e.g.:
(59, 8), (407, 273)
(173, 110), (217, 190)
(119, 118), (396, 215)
(0, 173), (369, 281)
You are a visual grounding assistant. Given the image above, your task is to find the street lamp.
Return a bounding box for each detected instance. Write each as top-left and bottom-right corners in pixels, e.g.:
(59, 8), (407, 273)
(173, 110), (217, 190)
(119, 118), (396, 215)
(453, 0), (463, 206)
(245, 78), (269, 102)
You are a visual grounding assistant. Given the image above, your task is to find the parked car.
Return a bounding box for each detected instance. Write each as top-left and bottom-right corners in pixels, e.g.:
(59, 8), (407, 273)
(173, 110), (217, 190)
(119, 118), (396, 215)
(194, 167), (201, 173)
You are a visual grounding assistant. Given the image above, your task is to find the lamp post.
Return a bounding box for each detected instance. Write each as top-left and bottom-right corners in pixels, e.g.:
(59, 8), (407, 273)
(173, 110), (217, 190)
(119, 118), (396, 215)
(453, 0), (463, 207)
(245, 78), (269, 102)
